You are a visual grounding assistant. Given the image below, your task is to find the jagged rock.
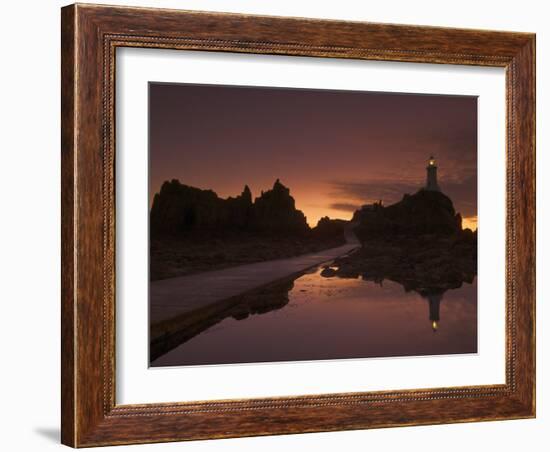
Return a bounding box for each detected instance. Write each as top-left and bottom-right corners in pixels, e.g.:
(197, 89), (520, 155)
(353, 189), (463, 241)
(312, 216), (346, 242)
(150, 180), (228, 235)
(150, 178), (311, 237)
(251, 179), (309, 235)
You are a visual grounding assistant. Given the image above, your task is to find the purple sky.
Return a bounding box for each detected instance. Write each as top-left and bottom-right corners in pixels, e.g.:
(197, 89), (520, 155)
(149, 83), (477, 229)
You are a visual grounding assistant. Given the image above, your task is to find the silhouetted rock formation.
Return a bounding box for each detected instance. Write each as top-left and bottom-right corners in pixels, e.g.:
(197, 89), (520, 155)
(251, 179), (309, 235)
(150, 180), (252, 235)
(312, 216), (347, 241)
(150, 179), (311, 237)
(353, 189), (463, 241)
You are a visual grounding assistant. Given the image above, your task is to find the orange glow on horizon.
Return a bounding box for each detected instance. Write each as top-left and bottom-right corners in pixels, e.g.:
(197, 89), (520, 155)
(299, 204), (354, 227)
(462, 216), (478, 231)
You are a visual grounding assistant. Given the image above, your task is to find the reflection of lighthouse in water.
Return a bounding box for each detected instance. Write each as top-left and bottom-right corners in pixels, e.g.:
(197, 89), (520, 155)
(424, 292), (443, 332)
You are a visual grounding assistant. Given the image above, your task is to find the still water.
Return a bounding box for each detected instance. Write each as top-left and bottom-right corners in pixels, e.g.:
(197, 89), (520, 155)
(152, 266), (477, 367)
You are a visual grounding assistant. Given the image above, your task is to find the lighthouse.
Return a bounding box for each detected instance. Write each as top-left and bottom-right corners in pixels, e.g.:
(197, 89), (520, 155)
(426, 156), (440, 192)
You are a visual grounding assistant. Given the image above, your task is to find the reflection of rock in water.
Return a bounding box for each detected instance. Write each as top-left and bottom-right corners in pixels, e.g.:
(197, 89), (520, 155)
(150, 277), (296, 361)
(230, 279), (294, 320)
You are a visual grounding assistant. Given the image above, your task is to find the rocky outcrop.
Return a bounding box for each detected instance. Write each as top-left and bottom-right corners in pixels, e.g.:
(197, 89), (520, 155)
(150, 179), (310, 237)
(251, 179), (309, 235)
(312, 216), (346, 243)
(353, 189), (464, 242)
(150, 180), (253, 235)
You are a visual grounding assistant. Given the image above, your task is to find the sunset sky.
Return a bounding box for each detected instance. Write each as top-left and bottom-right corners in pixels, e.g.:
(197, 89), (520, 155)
(149, 83), (478, 230)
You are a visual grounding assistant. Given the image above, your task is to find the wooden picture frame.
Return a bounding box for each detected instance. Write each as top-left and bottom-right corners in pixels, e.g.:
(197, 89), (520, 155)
(61, 3), (535, 447)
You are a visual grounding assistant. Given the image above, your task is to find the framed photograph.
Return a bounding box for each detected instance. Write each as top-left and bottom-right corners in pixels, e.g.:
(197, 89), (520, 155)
(61, 3), (535, 447)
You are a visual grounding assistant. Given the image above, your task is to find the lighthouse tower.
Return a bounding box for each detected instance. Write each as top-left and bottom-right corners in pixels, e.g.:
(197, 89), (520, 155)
(426, 156), (440, 191)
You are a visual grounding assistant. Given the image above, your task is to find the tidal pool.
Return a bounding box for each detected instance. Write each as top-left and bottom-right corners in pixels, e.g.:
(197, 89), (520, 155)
(151, 266), (477, 367)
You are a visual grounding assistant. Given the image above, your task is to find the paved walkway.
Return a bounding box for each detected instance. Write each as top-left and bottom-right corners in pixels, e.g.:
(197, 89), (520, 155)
(150, 226), (360, 325)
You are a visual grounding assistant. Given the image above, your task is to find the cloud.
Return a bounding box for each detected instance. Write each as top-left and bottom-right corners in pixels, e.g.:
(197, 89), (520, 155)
(330, 179), (421, 205)
(440, 173), (477, 217)
(328, 171), (477, 218)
